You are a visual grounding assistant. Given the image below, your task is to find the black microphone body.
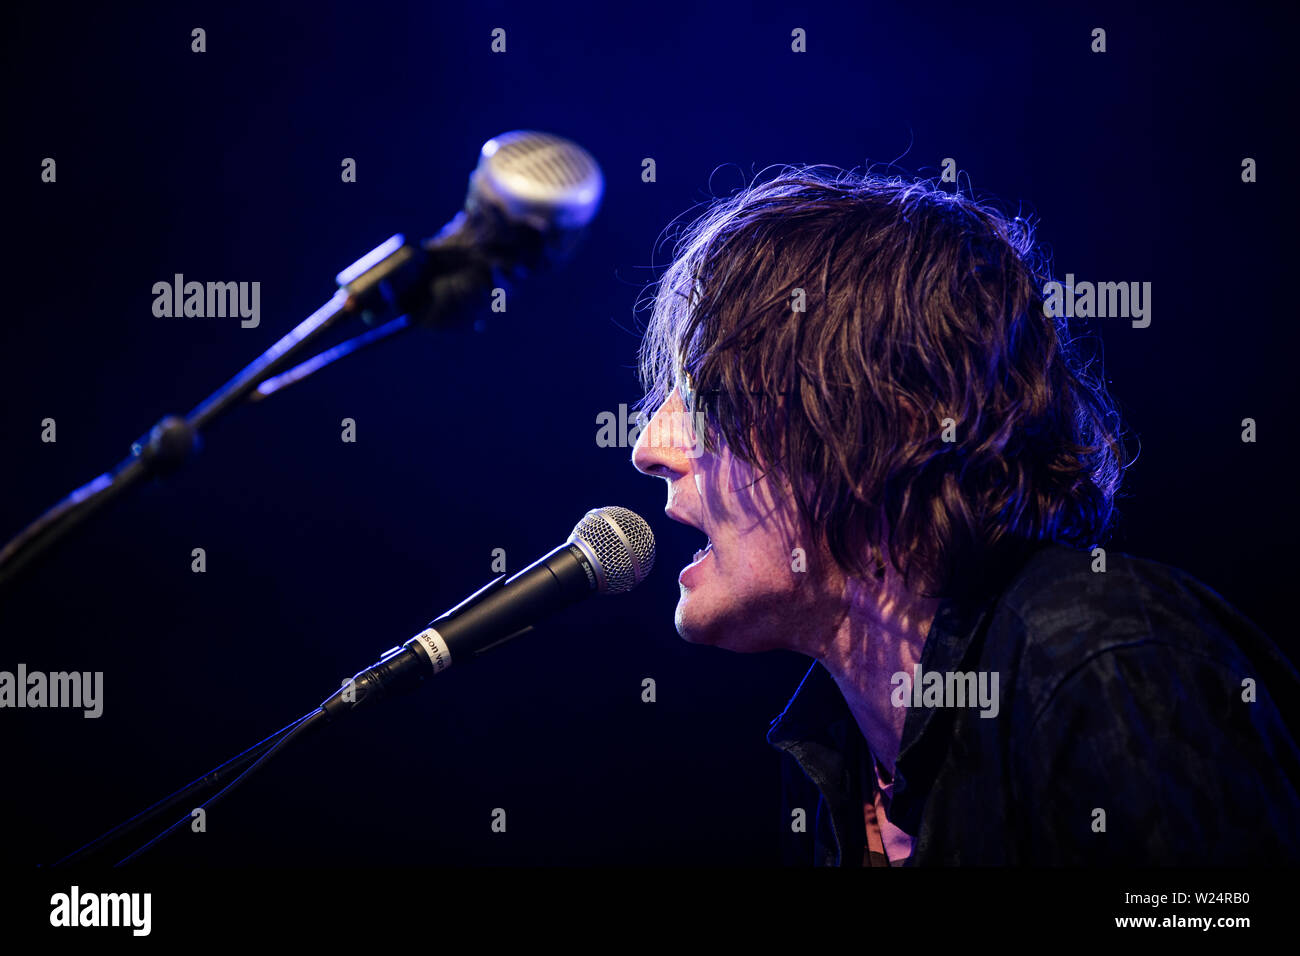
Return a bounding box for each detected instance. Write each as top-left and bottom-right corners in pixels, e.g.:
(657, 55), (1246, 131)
(320, 507), (652, 720)
(427, 542), (595, 657)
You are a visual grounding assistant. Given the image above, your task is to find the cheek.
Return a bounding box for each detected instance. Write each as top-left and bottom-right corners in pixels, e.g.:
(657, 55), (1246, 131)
(701, 455), (770, 526)
(694, 448), (805, 569)
(722, 528), (803, 592)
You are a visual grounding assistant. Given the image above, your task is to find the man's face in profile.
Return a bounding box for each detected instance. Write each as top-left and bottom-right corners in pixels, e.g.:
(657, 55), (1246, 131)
(632, 388), (846, 654)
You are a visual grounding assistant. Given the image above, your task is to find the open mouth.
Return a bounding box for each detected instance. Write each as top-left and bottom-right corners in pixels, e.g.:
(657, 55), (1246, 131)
(666, 510), (714, 584)
(680, 534), (714, 585)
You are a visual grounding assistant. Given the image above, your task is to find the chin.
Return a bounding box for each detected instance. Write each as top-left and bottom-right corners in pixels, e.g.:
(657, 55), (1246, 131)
(674, 590), (775, 653)
(674, 591), (726, 646)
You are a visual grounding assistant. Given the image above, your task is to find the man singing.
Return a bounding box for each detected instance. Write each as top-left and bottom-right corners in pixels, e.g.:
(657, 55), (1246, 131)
(630, 167), (1300, 865)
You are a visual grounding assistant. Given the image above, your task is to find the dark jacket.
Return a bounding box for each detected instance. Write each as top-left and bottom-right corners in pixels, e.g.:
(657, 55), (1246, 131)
(766, 544), (1300, 865)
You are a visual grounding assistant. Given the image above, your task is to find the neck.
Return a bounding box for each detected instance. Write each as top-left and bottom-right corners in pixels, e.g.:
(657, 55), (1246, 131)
(815, 572), (938, 778)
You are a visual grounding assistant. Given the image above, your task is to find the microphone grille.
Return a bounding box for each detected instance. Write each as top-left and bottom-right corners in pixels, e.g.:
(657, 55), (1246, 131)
(474, 131), (604, 232)
(570, 506), (656, 595)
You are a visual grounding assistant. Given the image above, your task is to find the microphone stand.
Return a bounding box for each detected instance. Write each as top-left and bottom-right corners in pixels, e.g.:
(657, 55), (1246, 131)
(0, 234), (434, 590)
(51, 623), (448, 866)
(251, 315), (412, 401)
(1, 179), (557, 591)
(50, 709), (324, 866)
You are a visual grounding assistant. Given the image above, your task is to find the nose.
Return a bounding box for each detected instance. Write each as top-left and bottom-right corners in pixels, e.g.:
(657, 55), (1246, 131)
(632, 390), (693, 482)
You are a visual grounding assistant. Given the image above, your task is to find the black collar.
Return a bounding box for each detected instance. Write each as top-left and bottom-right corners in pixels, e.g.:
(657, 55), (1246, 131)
(765, 591), (999, 847)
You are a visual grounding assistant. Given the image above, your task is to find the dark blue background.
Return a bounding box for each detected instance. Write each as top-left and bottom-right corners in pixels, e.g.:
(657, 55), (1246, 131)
(1, 0), (1293, 865)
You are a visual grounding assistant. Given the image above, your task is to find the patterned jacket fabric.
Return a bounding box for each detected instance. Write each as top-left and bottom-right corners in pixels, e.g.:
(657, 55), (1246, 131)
(767, 543), (1300, 865)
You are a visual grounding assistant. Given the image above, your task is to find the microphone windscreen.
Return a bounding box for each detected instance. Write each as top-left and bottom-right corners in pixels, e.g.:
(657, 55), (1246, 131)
(570, 506), (655, 594)
(471, 130), (605, 234)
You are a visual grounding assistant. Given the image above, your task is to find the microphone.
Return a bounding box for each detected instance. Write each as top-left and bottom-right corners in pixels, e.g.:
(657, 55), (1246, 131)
(432, 129), (606, 266)
(251, 130), (606, 398)
(338, 130), (606, 330)
(320, 506), (654, 719)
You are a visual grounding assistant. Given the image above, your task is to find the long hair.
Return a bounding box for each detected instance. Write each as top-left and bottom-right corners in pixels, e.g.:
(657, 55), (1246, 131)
(638, 166), (1127, 599)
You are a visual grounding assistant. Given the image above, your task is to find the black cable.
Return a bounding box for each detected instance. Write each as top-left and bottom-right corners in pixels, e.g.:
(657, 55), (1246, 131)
(113, 708), (329, 866)
(51, 709), (316, 866)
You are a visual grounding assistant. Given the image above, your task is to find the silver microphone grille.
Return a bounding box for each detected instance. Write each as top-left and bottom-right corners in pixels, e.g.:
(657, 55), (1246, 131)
(569, 506), (656, 595)
(473, 131), (604, 232)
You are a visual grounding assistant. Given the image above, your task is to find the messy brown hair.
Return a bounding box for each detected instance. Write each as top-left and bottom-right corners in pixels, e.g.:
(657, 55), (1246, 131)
(637, 166), (1126, 599)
